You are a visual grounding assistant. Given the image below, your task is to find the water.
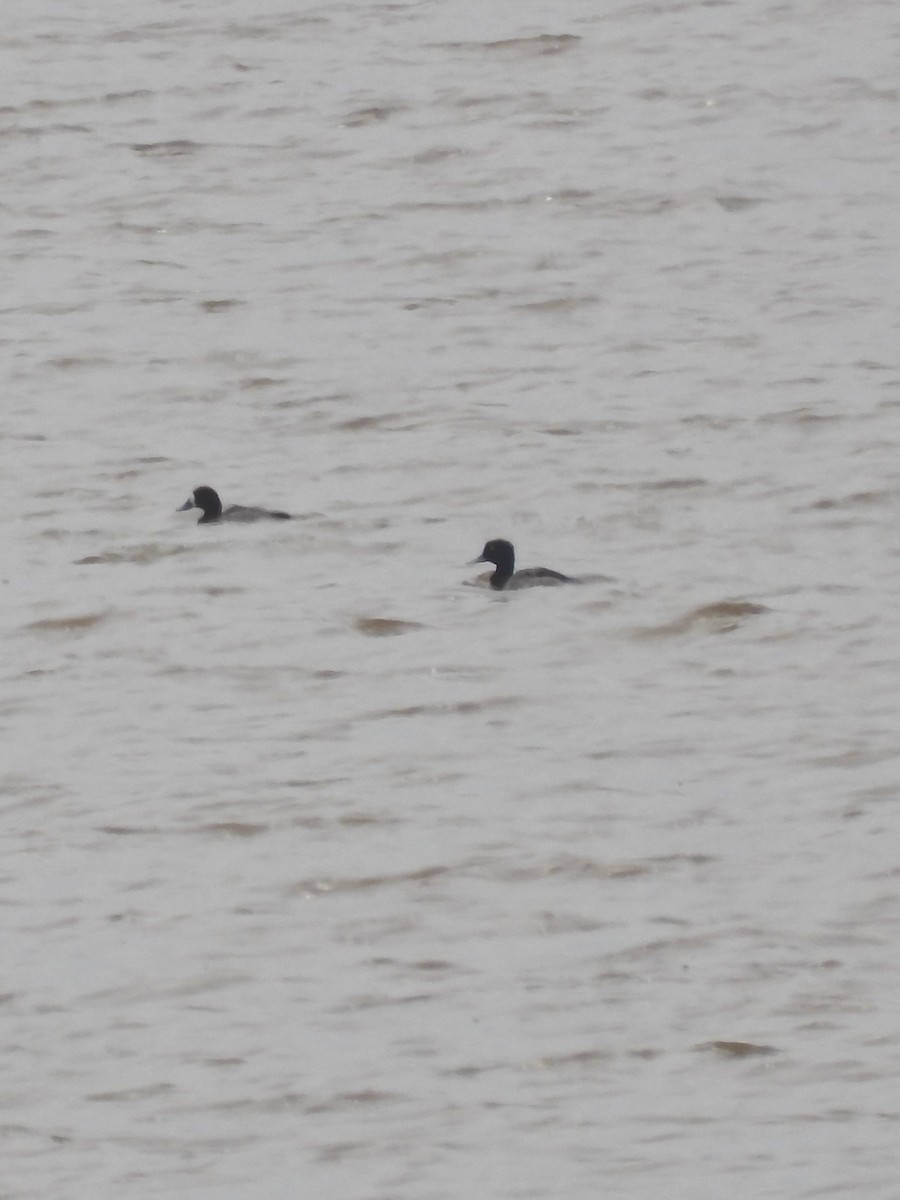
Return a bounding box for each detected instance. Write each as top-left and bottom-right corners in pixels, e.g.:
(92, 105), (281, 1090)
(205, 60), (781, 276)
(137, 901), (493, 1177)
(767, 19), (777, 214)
(4, 1), (900, 1196)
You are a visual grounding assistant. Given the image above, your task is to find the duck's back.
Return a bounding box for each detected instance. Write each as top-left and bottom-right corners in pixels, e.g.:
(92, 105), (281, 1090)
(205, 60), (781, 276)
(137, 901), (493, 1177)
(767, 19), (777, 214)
(506, 567), (579, 590)
(221, 504), (291, 523)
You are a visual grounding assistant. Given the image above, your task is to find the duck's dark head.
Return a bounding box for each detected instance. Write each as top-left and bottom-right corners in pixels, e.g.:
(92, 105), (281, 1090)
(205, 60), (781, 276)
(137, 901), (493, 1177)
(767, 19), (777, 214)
(177, 485), (222, 519)
(473, 539), (515, 569)
(471, 538), (515, 588)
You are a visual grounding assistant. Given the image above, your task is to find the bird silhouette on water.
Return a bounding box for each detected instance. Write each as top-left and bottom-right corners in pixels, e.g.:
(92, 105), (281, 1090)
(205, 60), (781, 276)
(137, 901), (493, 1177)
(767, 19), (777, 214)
(470, 538), (579, 591)
(177, 486), (292, 524)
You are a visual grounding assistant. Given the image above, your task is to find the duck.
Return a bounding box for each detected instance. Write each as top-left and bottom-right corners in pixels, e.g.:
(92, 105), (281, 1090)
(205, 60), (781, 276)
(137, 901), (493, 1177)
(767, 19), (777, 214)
(177, 486), (291, 524)
(470, 538), (579, 591)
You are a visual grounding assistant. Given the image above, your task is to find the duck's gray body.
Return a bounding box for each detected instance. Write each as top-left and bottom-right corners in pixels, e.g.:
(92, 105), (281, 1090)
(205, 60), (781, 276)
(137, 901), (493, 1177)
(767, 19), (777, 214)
(178, 486), (291, 524)
(472, 539), (578, 591)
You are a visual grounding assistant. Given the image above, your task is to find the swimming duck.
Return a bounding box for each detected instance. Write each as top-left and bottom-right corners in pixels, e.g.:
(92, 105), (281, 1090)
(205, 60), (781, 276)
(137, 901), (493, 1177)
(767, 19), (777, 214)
(471, 538), (579, 591)
(177, 486), (291, 524)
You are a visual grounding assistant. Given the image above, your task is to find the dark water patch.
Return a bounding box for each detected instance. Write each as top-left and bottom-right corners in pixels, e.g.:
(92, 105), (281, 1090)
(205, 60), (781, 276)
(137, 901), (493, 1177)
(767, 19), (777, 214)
(715, 195), (765, 211)
(628, 1047), (663, 1060)
(104, 90), (153, 103)
(92, 972), (252, 1004)
(603, 934), (711, 963)
(99, 825), (162, 836)
(847, 785), (897, 811)
(527, 116), (587, 128)
(306, 1089), (403, 1114)
(133, 289), (185, 305)
(451, 92), (516, 110)
(224, 14), (330, 38)
(642, 476), (708, 491)
(106, 23), (183, 43)
(229, 1092), (308, 1115)
(402, 296), (458, 310)
(355, 617), (425, 637)
(513, 295), (598, 313)
(635, 600), (769, 638)
(35, 486), (100, 502)
(289, 865), (449, 897)
(335, 411), (414, 431)
(240, 375), (285, 390)
(10, 296), (72, 314)
(650, 853), (717, 867)
(342, 104), (407, 126)
(198, 298), (243, 312)
(280, 774), (351, 789)
(854, 359), (895, 371)
(25, 610), (110, 634)
(439, 34), (581, 56)
(341, 992), (432, 1011)
(606, 475), (707, 492)
(3, 120), (90, 139)
(541, 418), (637, 437)
(104, 1131), (254, 1154)
(759, 404), (842, 424)
(131, 139), (203, 156)
(809, 490), (894, 510)
(315, 1141), (370, 1163)
(2, 89), (61, 110)
(765, 376), (826, 389)
(409, 146), (464, 166)
(538, 912), (608, 934)
(337, 811), (404, 827)
(106, 466), (159, 480)
(530, 1048), (614, 1070)
(680, 413), (745, 430)
(248, 105), (296, 119)
(807, 747), (887, 769)
(441, 1061), (504, 1078)
(493, 855), (651, 883)
(444, 1046), (618, 1078)
(540, 185), (597, 204)
(198, 822), (268, 838)
(389, 195), (543, 214)
(88, 1083), (175, 1103)
(697, 1040), (779, 1058)
(46, 355), (113, 370)
(396, 186), (675, 218)
(0, 778), (66, 811)
(367, 696), (520, 720)
(38, 525), (102, 540)
(75, 544), (196, 565)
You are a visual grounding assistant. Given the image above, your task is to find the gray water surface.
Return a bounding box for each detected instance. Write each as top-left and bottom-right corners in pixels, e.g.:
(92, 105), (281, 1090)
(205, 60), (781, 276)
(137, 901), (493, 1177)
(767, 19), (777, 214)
(4, 2), (900, 1197)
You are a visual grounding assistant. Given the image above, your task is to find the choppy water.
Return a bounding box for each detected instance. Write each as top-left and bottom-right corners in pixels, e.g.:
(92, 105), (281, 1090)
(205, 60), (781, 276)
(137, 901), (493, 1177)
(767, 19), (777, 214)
(4, 1), (900, 1196)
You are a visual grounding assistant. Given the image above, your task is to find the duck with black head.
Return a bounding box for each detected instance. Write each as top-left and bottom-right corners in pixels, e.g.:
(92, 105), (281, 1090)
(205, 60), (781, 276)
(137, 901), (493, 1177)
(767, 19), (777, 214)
(177, 486), (291, 524)
(470, 539), (579, 591)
